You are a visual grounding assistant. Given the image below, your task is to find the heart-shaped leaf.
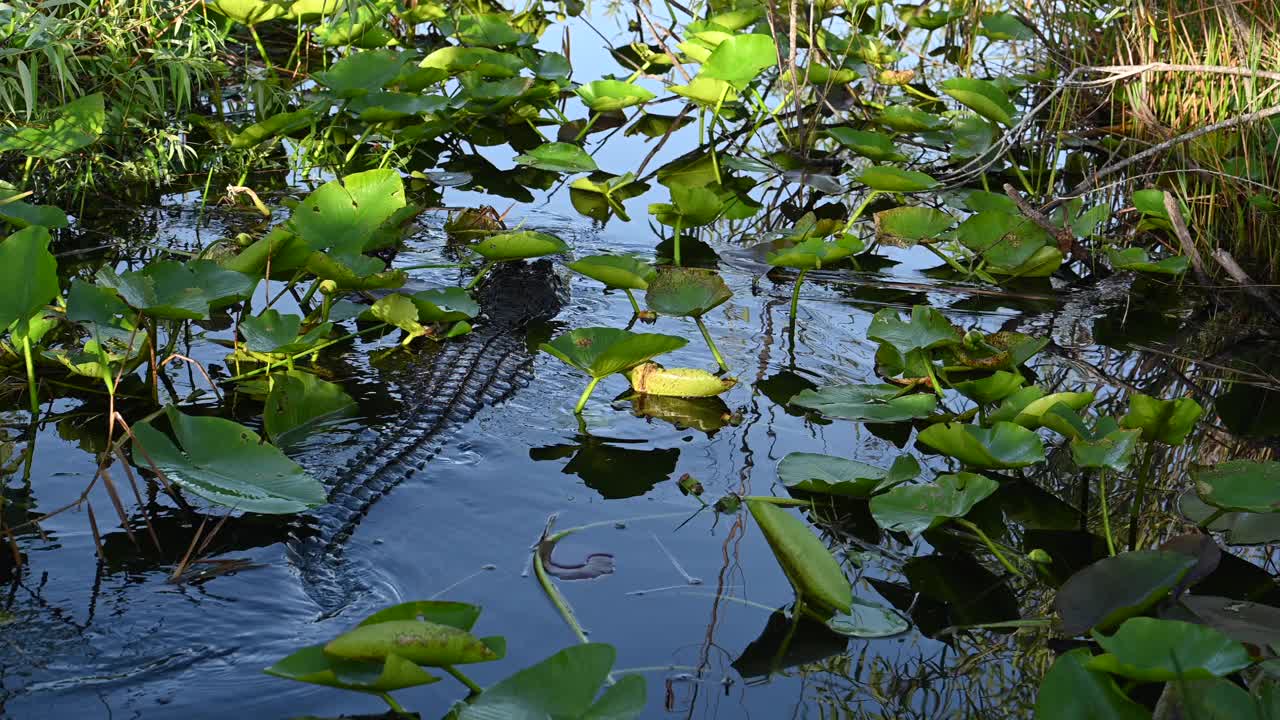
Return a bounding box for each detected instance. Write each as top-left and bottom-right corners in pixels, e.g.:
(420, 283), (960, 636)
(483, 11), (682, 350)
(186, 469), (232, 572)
(454, 643), (645, 720)
(0, 225), (58, 331)
(699, 34), (777, 89)
(778, 453), (919, 498)
(1120, 393), (1203, 445)
(868, 306), (959, 353)
(1194, 460), (1280, 514)
(292, 169), (406, 254)
(540, 327), (687, 379)
(568, 254), (655, 290)
(645, 267), (732, 317)
(826, 128), (907, 163)
(575, 79), (655, 112)
(1088, 617), (1252, 682)
(940, 77), (1017, 127)
(264, 370), (357, 445)
(1033, 648), (1150, 720)
(473, 230), (570, 261)
(1054, 550), (1197, 635)
(514, 142), (598, 173)
(791, 383), (938, 422)
(874, 206), (954, 246)
(870, 472), (999, 535)
(917, 421), (1045, 468)
(856, 166), (938, 193)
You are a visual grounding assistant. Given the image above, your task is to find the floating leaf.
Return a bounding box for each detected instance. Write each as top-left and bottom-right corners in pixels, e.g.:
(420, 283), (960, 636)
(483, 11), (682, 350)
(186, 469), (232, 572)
(827, 598), (911, 638)
(940, 78), (1017, 127)
(540, 327), (687, 379)
(292, 169), (406, 254)
(1088, 617), (1252, 682)
(826, 128), (907, 163)
(626, 363), (735, 397)
(791, 383), (938, 422)
(856, 166), (938, 192)
(987, 388), (1094, 429)
(1194, 460), (1280, 514)
(313, 49), (406, 97)
(575, 79), (655, 112)
(131, 406), (325, 514)
(514, 142), (598, 173)
(748, 499), (853, 616)
(766, 236), (860, 269)
(875, 105), (946, 132)
(455, 644), (645, 720)
(1054, 550), (1197, 635)
(473, 230), (569, 261)
(96, 260), (256, 321)
(874, 206), (954, 246)
(868, 306), (958, 353)
(410, 287), (478, 323)
(567, 254), (655, 290)
(953, 371), (1025, 405)
(699, 34), (777, 89)
(324, 619), (498, 666)
(870, 472), (999, 535)
(240, 309), (332, 354)
(645, 267), (732, 317)
(669, 76), (740, 106)
(265, 645), (439, 692)
(1033, 648), (1150, 720)
(1180, 492), (1280, 545)
(1120, 393), (1203, 445)
(917, 421), (1046, 469)
(264, 371), (357, 445)
(1106, 247), (1190, 275)
(778, 453), (919, 498)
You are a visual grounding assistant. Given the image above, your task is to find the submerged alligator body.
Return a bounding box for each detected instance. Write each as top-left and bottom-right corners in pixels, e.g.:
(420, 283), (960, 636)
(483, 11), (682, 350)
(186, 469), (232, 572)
(287, 260), (565, 613)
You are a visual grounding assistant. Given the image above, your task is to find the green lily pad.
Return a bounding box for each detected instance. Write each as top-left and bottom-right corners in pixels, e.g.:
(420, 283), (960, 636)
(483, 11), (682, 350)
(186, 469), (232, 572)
(868, 306), (959, 354)
(649, 185), (724, 227)
(952, 371), (1025, 405)
(368, 293), (428, 344)
(874, 206), (954, 246)
(875, 105), (946, 133)
(1106, 247), (1190, 275)
(241, 309), (332, 353)
(575, 79), (656, 112)
(940, 77), (1017, 127)
(1070, 420), (1141, 472)
(264, 371), (357, 446)
(230, 108), (317, 149)
(540, 327), (687, 379)
(420, 46), (524, 78)
(1180, 492), (1280, 545)
(455, 644), (645, 720)
(96, 260), (257, 321)
(325, 619), (498, 666)
(473, 230), (570, 261)
(778, 453), (919, 498)
(292, 169), (406, 254)
(568, 254), (656, 290)
(748, 499), (853, 617)
(438, 13), (525, 46)
(0, 225), (58, 332)
(514, 142), (598, 173)
(131, 406), (325, 514)
(1033, 648), (1150, 720)
(791, 383), (938, 422)
(0, 189), (69, 229)
(870, 472), (999, 535)
(699, 34), (777, 89)
(987, 388), (1094, 429)
(669, 76), (740, 106)
(205, 0), (288, 24)
(645, 267), (732, 317)
(766, 236), (860, 269)
(265, 645), (440, 692)
(826, 128), (907, 163)
(856, 166), (939, 193)
(1194, 460), (1280, 513)
(410, 287), (479, 323)
(1053, 550), (1197, 635)
(1088, 617), (1252, 682)
(313, 49), (406, 97)
(1120, 393), (1203, 445)
(917, 421), (1046, 468)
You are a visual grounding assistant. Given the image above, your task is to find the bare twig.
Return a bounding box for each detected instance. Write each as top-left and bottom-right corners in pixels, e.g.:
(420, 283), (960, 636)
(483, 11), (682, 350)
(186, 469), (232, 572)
(1161, 193), (1210, 284)
(1003, 183), (1093, 265)
(1212, 249), (1280, 318)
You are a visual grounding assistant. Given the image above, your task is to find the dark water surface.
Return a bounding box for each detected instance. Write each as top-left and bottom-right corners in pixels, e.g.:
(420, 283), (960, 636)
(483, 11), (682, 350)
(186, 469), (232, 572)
(1, 15), (1267, 720)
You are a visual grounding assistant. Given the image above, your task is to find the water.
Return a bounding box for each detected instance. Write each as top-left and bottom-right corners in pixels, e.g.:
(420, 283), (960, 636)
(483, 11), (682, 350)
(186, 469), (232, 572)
(2, 11), (1274, 720)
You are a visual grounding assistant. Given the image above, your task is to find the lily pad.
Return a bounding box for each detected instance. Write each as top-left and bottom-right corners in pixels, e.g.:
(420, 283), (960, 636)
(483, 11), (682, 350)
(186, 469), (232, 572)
(1194, 460), (1280, 514)
(766, 236), (860, 269)
(1107, 247), (1190, 275)
(917, 421), (1046, 469)
(952, 371), (1025, 405)
(131, 406), (325, 514)
(1088, 617), (1252, 682)
(940, 77), (1017, 127)
(645, 267), (732, 317)
(473, 230), (570, 261)
(265, 645), (440, 692)
(791, 383), (938, 422)
(870, 472), (999, 535)
(514, 142), (598, 173)
(874, 206), (954, 246)
(1120, 393), (1203, 445)
(699, 34), (777, 89)
(827, 597), (911, 638)
(987, 388), (1094, 429)
(868, 305), (959, 354)
(540, 327), (687, 379)
(325, 619), (498, 666)
(575, 79), (655, 112)
(875, 105), (946, 132)
(96, 260), (257, 321)
(0, 93), (105, 159)
(748, 499), (853, 617)
(240, 310), (332, 354)
(0, 225), (58, 331)
(1054, 550), (1197, 635)
(856, 166), (938, 193)
(292, 169), (406, 254)
(567, 254), (655, 290)
(778, 453), (920, 498)
(264, 371), (357, 445)
(1033, 648), (1150, 720)
(826, 128), (907, 163)
(455, 643), (645, 720)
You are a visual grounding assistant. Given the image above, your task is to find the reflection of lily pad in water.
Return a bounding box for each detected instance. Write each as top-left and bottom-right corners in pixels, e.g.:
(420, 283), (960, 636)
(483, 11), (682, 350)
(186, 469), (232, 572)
(629, 394), (737, 434)
(731, 610), (849, 678)
(530, 441), (679, 499)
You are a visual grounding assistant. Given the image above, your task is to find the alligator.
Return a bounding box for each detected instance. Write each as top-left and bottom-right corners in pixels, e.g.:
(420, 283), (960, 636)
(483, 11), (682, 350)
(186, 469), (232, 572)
(287, 259), (566, 614)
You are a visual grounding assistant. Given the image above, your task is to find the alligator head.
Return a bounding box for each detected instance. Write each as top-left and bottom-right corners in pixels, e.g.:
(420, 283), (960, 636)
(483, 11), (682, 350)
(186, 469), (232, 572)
(475, 258), (567, 329)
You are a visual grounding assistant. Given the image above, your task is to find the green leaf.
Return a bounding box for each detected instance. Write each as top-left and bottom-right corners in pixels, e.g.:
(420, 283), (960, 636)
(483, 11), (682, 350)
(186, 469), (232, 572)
(0, 188), (69, 229)
(131, 406), (325, 514)
(410, 287), (479, 323)
(1180, 678), (1280, 720)
(747, 499), (853, 616)
(420, 46), (524, 78)
(952, 371), (1025, 405)
(856, 166), (938, 192)
(0, 226), (58, 331)
(313, 49), (407, 97)
(870, 472), (999, 535)
(917, 421), (1046, 468)
(96, 260), (256, 320)
(980, 13), (1035, 41)
(875, 104), (946, 133)
(0, 93), (105, 159)
(206, 0), (288, 25)
(575, 79), (656, 112)
(265, 645), (440, 692)
(1072, 422), (1141, 472)
(1180, 492), (1280, 544)
(540, 327), (687, 379)
(766, 236), (860, 269)
(1120, 393), (1203, 445)
(874, 206), (955, 246)
(1194, 460), (1280, 514)
(1088, 618), (1252, 682)
(778, 452), (919, 498)
(826, 128), (907, 163)
(292, 169), (406, 254)
(369, 293), (428, 343)
(568, 254), (656, 290)
(1053, 550), (1197, 635)
(1106, 247), (1190, 275)
(324, 619), (499, 666)
(699, 34), (777, 89)
(670, 76), (739, 106)
(791, 383), (938, 422)
(953, 209), (1051, 269)
(438, 13), (525, 46)
(648, 185), (724, 227)
(940, 78), (1017, 127)
(827, 597), (911, 638)
(455, 644), (644, 720)
(230, 108), (317, 149)
(1033, 648), (1151, 720)
(264, 370), (357, 445)
(645, 267), (732, 317)
(868, 305), (959, 353)
(514, 142), (599, 173)
(473, 230), (570, 262)
(240, 309), (332, 353)
(987, 389), (1094, 429)
(357, 600), (482, 630)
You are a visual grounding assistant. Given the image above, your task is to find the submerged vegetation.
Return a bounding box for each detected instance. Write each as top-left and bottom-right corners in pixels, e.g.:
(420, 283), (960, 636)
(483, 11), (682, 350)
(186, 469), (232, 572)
(3, 0), (1280, 717)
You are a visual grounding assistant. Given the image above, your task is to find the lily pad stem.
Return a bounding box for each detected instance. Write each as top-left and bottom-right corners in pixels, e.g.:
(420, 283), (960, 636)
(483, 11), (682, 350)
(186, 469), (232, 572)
(847, 191), (880, 226)
(376, 692), (406, 713)
(248, 24), (273, 72)
(694, 316), (729, 373)
(1198, 508), (1228, 528)
(444, 665), (483, 696)
(955, 519), (1023, 577)
(789, 268), (808, 323)
(465, 261), (498, 290)
(623, 288), (642, 315)
(223, 323), (388, 382)
(1097, 471), (1116, 556)
(922, 354), (946, 398)
(573, 377), (602, 414)
(573, 113), (600, 143)
(673, 217), (683, 266)
(21, 334), (37, 416)
(533, 536), (590, 645)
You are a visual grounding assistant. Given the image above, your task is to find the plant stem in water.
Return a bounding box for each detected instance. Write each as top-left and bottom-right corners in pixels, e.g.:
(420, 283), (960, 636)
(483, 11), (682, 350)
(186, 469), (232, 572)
(789, 268), (808, 324)
(573, 377), (602, 414)
(21, 334), (37, 416)
(1098, 472), (1116, 556)
(376, 692), (406, 713)
(1127, 442), (1155, 550)
(624, 288), (642, 315)
(673, 217), (683, 266)
(694, 316), (728, 372)
(465, 261), (498, 290)
(955, 519), (1023, 577)
(444, 665), (483, 696)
